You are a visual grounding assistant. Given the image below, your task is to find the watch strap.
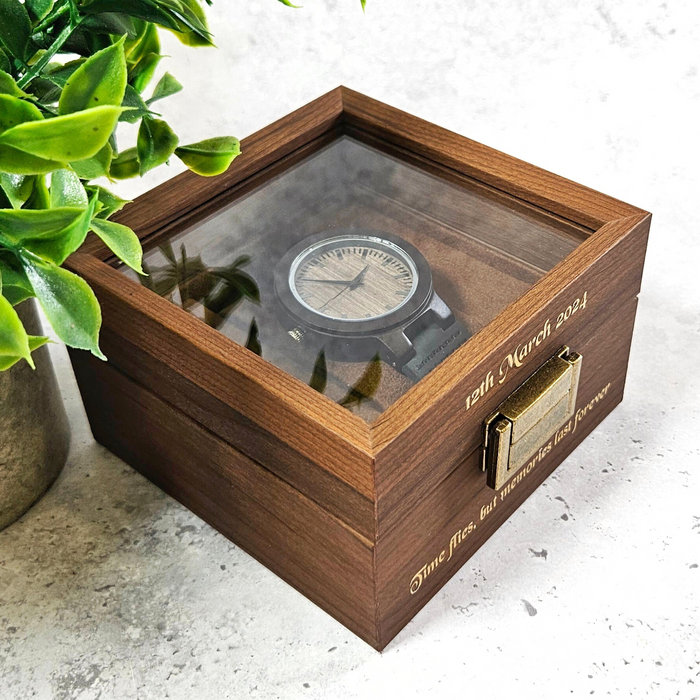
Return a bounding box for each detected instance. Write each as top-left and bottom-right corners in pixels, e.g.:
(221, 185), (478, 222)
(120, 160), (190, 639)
(402, 320), (469, 381)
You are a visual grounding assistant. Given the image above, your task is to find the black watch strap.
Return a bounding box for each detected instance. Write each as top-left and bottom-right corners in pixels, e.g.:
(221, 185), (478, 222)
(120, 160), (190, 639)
(401, 321), (469, 381)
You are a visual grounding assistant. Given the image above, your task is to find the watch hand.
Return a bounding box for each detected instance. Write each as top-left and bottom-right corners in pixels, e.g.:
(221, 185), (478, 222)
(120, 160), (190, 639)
(349, 265), (369, 290)
(298, 278), (356, 284)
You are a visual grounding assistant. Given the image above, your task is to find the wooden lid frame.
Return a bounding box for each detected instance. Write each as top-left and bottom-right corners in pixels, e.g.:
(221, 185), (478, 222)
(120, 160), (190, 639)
(67, 86), (650, 518)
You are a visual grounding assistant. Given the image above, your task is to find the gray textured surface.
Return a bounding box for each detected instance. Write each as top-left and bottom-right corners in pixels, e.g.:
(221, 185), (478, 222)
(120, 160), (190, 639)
(1, 1), (699, 698)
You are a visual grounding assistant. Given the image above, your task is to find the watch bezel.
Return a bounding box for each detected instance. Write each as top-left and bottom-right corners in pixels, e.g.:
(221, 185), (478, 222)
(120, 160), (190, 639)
(275, 229), (433, 336)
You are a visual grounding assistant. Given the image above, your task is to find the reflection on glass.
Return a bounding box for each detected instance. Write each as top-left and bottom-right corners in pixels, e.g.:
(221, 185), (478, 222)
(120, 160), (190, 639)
(122, 136), (584, 422)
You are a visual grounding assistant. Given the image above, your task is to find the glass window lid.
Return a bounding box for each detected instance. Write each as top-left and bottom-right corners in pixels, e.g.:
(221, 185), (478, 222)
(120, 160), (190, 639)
(120, 135), (585, 423)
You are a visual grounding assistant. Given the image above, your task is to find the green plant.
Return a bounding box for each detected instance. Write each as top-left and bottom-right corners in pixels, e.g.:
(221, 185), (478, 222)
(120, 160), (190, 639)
(0, 1), (255, 371)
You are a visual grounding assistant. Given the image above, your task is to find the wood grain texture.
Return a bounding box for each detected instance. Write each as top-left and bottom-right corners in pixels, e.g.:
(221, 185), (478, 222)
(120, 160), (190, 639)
(375, 294), (640, 648)
(66, 87), (651, 650)
(371, 212), (651, 534)
(70, 350), (380, 648)
(68, 253), (376, 500)
(93, 325), (375, 541)
(340, 87), (645, 229)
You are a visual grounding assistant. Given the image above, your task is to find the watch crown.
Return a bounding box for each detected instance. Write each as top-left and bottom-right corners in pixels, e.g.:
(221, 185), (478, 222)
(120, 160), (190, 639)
(288, 327), (306, 343)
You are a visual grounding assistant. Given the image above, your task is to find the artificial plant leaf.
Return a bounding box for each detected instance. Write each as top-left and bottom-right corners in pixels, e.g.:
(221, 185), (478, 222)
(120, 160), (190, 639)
(0, 173), (35, 209)
(120, 84), (152, 123)
(308, 349), (327, 394)
(0, 0), (32, 61)
(50, 169), (89, 208)
(23, 174), (50, 210)
(0, 198), (97, 265)
(0, 49), (10, 74)
(0, 291), (33, 369)
(124, 19), (160, 65)
(80, 12), (138, 37)
(89, 218), (143, 274)
(0, 335), (50, 372)
(0, 106), (125, 162)
(277, 0), (302, 8)
(0, 145), (65, 175)
(71, 142), (113, 179)
(129, 52), (163, 93)
(360, 0), (366, 10)
(340, 354), (382, 408)
(0, 251), (34, 305)
(81, 0), (181, 32)
(19, 252), (105, 359)
(137, 116), (178, 175)
(166, 0), (214, 47)
(0, 94), (44, 135)
(175, 137), (240, 177)
(25, 0), (54, 21)
(147, 72), (182, 104)
(0, 69), (30, 98)
(59, 37), (128, 114)
(245, 318), (262, 356)
(86, 186), (130, 219)
(109, 146), (140, 179)
(44, 59), (86, 88)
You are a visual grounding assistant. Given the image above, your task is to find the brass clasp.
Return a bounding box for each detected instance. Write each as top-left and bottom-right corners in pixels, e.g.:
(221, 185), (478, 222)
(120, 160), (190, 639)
(482, 346), (582, 490)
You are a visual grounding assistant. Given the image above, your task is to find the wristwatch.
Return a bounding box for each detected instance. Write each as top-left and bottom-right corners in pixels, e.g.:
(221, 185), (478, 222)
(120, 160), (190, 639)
(274, 229), (469, 380)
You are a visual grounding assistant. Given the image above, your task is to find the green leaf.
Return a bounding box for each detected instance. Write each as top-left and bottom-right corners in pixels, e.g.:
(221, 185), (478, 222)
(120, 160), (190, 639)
(137, 116), (178, 175)
(0, 49), (11, 74)
(129, 52), (162, 93)
(0, 198), (97, 265)
(0, 105), (124, 162)
(0, 146), (65, 175)
(0, 174), (35, 209)
(0, 94), (44, 136)
(0, 251), (33, 305)
(277, 0), (302, 8)
(120, 83), (152, 123)
(109, 146), (140, 179)
(360, 0), (366, 10)
(44, 59), (86, 88)
(0, 335), (50, 372)
(50, 169), (89, 208)
(175, 137), (240, 177)
(59, 37), (128, 115)
(166, 0), (214, 47)
(80, 12), (138, 37)
(25, 0), (54, 21)
(124, 19), (160, 65)
(0, 0), (32, 61)
(23, 174), (50, 210)
(147, 72), (182, 104)
(19, 252), (105, 359)
(308, 349), (327, 393)
(86, 186), (130, 219)
(0, 291), (33, 369)
(90, 218), (143, 274)
(81, 0), (181, 32)
(71, 142), (113, 179)
(0, 70), (30, 98)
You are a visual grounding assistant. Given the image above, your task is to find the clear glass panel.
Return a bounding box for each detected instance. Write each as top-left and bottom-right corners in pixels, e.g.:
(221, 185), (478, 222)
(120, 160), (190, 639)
(121, 136), (583, 422)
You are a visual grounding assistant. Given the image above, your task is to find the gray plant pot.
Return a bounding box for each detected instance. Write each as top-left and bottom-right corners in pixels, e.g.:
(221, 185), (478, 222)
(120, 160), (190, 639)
(0, 300), (70, 531)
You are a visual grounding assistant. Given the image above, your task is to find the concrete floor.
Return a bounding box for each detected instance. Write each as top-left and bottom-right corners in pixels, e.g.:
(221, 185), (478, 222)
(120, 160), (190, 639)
(1, 1), (699, 698)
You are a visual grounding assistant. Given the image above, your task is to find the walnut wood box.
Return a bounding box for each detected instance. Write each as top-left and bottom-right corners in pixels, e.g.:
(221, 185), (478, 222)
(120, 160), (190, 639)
(66, 87), (650, 650)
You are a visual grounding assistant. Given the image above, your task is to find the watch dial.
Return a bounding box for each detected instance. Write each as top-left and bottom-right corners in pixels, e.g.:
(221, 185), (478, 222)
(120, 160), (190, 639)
(290, 235), (418, 321)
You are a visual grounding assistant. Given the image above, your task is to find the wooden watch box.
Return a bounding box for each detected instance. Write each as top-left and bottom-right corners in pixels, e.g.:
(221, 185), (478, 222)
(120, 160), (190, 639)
(66, 87), (650, 650)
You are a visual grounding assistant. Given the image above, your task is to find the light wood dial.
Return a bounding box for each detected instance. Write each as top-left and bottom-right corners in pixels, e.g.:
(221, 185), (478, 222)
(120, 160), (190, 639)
(291, 238), (417, 321)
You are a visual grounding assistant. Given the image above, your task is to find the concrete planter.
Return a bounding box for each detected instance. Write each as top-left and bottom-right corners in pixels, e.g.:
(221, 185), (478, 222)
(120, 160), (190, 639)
(0, 300), (70, 532)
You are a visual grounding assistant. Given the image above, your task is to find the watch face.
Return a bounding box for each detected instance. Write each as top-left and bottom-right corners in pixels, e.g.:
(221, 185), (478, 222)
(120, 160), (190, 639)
(289, 235), (419, 322)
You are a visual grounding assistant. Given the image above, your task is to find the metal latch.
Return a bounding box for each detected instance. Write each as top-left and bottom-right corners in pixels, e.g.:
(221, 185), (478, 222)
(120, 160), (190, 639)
(482, 346), (582, 490)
